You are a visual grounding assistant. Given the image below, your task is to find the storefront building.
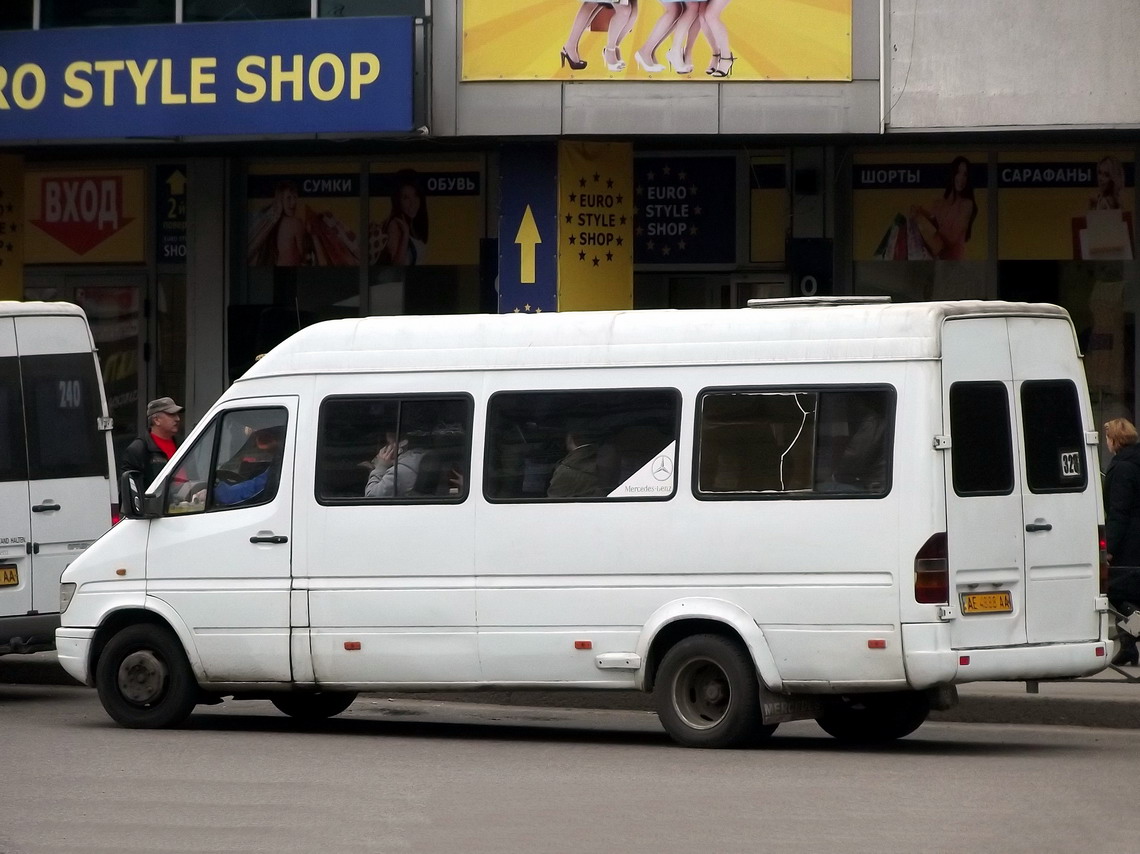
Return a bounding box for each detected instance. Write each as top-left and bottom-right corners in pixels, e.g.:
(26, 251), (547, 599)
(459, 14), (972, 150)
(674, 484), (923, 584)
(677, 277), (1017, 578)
(0, 0), (1136, 460)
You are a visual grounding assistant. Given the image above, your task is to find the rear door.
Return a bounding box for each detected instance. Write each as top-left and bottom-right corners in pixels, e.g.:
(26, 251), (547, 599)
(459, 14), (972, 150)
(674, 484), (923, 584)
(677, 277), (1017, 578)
(1008, 317), (1100, 643)
(942, 317), (1027, 648)
(0, 320), (32, 623)
(15, 314), (113, 616)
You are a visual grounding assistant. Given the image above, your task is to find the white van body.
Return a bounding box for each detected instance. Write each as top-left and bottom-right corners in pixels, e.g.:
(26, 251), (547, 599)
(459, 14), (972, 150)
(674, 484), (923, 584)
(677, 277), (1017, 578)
(1, 301), (115, 655)
(57, 300), (1109, 746)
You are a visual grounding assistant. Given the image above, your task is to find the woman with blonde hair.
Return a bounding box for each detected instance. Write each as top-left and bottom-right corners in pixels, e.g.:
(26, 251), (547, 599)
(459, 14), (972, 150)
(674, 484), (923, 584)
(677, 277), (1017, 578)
(1104, 417), (1140, 665)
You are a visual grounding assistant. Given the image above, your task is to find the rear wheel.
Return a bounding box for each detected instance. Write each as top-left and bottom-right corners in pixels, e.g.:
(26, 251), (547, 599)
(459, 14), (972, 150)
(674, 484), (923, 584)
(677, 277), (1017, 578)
(270, 691), (358, 721)
(815, 691), (930, 744)
(654, 634), (774, 748)
(95, 624), (198, 729)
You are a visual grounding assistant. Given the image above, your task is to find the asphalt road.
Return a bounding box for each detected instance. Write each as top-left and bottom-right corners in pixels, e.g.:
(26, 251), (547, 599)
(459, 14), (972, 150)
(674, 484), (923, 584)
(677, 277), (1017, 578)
(1, 682), (1137, 854)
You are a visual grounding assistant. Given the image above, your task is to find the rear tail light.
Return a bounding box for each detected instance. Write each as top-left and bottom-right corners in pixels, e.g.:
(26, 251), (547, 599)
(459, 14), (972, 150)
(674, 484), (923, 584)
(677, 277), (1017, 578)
(111, 503), (121, 526)
(1099, 525), (1109, 594)
(915, 532), (949, 604)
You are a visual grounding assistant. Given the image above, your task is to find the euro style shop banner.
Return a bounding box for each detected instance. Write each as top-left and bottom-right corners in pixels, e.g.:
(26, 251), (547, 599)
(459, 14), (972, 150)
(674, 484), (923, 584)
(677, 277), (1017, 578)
(247, 165), (361, 267)
(24, 168), (145, 263)
(998, 152), (1135, 261)
(852, 153), (989, 262)
(462, 0), (851, 81)
(369, 161), (484, 267)
(0, 155), (23, 299)
(634, 156), (735, 265)
(557, 142), (633, 311)
(0, 18), (414, 141)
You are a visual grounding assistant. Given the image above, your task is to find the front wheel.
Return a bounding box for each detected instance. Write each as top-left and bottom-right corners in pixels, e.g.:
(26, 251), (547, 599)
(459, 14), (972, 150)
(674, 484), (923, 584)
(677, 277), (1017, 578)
(654, 634), (773, 749)
(270, 691), (358, 721)
(95, 624), (198, 729)
(815, 691), (930, 744)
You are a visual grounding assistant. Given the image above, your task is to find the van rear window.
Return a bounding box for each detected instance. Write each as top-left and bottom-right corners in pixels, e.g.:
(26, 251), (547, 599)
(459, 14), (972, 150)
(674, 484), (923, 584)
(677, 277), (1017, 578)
(21, 353), (106, 481)
(484, 389), (679, 502)
(949, 382), (1014, 496)
(1021, 380), (1088, 493)
(696, 386), (894, 499)
(0, 357), (29, 482)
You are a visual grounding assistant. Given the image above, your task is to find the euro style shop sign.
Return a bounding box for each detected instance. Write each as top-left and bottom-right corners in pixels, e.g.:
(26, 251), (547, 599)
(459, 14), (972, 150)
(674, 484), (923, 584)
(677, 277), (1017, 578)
(0, 17), (414, 141)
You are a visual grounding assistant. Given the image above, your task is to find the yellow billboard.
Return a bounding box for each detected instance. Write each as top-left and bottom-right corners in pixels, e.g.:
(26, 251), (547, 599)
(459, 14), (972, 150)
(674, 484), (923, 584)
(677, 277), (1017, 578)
(24, 168), (145, 263)
(462, 0), (851, 82)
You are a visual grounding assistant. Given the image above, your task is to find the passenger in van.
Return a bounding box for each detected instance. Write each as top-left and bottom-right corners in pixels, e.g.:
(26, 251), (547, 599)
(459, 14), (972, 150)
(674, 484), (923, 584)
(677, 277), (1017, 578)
(121, 397), (185, 485)
(1103, 417), (1140, 666)
(827, 396), (887, 492)
(547, 427), (602, 498)
(364, 430), (428, 498)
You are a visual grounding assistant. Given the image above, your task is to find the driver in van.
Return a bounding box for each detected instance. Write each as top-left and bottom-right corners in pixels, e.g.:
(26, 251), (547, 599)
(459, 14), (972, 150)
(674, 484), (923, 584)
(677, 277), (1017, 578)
(195, 426), (283, 507)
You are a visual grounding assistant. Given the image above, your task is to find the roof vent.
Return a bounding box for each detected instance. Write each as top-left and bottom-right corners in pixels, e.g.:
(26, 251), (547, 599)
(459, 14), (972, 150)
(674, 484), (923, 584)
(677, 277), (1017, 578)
(746, 296), (892, 309)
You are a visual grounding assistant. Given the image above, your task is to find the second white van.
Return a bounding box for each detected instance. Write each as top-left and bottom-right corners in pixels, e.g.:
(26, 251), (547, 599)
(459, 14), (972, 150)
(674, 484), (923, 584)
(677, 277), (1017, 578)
(57, 299), (1109, 747)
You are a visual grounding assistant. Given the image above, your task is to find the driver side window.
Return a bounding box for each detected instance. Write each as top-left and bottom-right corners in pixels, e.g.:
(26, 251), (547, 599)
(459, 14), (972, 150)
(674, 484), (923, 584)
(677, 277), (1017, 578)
(162, 407), (288, 515)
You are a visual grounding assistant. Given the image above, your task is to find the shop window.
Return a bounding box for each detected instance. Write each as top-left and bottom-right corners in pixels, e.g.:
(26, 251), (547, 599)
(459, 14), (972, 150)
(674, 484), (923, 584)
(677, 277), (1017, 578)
(183, 0), (309, 20)
(319, 0), (425, 15)
(40, 0), (173, 27)
(0, 2), (33, 29)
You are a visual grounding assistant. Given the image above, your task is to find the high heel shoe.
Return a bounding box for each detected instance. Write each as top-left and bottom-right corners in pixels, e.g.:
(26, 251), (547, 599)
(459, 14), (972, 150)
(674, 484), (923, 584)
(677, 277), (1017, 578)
(710, 54), (736, 78)
(560, 48), (587, 71)
(665, 45), (693, 74)
(602, 46), (626, 71)
(705, 53), (720, 75)
(634, 50), (665, 73)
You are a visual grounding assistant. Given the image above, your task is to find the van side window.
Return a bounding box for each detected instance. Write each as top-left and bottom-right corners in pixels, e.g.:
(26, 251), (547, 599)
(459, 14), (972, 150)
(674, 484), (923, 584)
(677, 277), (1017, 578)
(949, 382), (1014, 496)
(0, 358), (29, 482)
(485, 389), (679, 502)
(21, 353), (106, 480)
(696, 387), (893, 499)
(1021, 380), (1088, 493)
(316, 396), (472, 503)
(162, 407), (288, 514)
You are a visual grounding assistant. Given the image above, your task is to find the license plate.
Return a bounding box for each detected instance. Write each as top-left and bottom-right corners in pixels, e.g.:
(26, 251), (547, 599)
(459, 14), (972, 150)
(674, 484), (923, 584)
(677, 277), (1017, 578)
(961, 591), (1012, 614)
(0, 565), (17, 586)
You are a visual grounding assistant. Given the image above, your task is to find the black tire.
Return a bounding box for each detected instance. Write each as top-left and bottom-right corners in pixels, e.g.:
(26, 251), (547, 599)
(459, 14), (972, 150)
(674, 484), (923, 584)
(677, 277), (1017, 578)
(270, 691), (358, 721)
(95, 624), (198, 729)
(815, 691), (930, 744)
(654, 634), (774, 748)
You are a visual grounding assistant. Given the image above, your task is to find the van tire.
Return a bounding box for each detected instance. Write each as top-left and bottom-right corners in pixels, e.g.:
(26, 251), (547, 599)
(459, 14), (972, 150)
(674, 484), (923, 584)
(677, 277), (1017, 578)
(270, 692), (358, 721)
(815, 691), (930, 744)
(96, 624), (198, 729)
(654, 634), (771, 748)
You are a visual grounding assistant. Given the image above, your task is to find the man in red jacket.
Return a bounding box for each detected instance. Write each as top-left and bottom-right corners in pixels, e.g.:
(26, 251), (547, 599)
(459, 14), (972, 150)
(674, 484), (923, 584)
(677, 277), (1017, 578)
(120, 397), (184, 486)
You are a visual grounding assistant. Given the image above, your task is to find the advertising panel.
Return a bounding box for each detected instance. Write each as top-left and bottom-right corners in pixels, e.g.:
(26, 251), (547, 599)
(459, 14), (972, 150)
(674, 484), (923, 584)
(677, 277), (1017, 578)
(852, 153), (989, 262)
(24, 168), (145, 263)
(462, 0), (851, 82)
(247, 165), (361, 267)
(0, 18), (414, 140)
(499, 144), (558, 313)
(634, 156), (735, 266)
(368, 161), (484, 267)
(998, 152), (1135, 261)
(750, 156), (787, 263)
(557, 142), (633, 311)
(156, 164), (186, 265)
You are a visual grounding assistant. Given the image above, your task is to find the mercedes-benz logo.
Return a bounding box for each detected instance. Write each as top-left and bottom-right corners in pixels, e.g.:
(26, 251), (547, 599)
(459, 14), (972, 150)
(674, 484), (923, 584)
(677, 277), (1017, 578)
(651, 455), (673, 481)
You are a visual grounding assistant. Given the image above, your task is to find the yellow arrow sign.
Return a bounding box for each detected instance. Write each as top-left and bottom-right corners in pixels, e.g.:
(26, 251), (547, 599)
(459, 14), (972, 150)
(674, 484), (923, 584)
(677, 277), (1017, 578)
(514, 204), (541, 284)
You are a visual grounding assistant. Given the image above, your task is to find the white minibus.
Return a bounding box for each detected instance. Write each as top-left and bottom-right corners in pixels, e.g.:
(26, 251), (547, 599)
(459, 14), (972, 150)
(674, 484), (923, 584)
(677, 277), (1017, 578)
(57, 299), (1109, 747)
(1, 301), (116, 655)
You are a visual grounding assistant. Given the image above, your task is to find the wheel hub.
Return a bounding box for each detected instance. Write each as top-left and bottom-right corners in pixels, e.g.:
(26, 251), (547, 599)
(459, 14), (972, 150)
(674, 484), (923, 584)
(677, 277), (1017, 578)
(117, 650), (168, 705)
(673, 657), (731, 730)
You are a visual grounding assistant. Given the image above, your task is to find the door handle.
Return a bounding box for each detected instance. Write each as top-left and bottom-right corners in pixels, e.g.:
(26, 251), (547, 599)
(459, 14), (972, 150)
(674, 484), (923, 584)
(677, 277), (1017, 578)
(249, 534), (288, 544)
(1025, 522), (1053, 532)
(32, 503), (61, 513)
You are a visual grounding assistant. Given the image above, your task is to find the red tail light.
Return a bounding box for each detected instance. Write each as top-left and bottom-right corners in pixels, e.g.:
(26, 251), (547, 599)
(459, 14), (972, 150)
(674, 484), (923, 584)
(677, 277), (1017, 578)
(1099, 525), (1109, 594)
(915, 532), (949, 604)
(110, 503), (122, 526)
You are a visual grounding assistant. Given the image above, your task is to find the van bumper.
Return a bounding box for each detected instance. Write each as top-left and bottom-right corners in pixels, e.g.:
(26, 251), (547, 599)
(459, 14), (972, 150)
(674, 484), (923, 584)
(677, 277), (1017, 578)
(55, 628), (96, 687)
(903, 623), (1109, 688)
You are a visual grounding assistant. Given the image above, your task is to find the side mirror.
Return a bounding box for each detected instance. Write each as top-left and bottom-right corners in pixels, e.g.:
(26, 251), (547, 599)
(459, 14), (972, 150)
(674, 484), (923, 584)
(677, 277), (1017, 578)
(119, 470), (151, 520)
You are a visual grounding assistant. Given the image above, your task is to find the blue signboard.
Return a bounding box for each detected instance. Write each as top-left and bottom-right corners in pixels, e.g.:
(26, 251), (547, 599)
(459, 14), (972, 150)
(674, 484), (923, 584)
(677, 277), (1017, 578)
(155, 164), (186, 264)
(499, 144), (558, 314)
(0, 17), (414, 140)
(634, 156), (736, 265)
